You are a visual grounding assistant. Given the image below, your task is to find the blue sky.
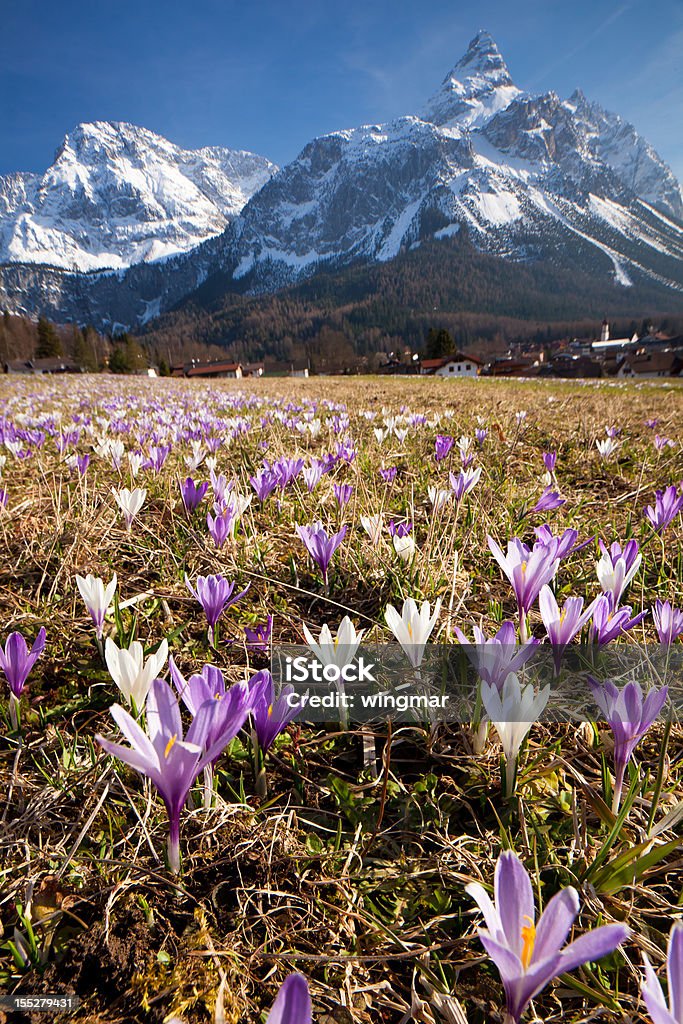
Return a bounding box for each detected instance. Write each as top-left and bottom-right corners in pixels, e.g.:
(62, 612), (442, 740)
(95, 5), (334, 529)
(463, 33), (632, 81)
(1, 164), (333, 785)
(2, 0), (681, 181)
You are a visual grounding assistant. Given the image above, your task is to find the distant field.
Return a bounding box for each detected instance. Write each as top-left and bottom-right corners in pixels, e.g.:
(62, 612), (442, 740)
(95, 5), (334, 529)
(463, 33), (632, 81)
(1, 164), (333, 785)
(1, 373), (682, 1024)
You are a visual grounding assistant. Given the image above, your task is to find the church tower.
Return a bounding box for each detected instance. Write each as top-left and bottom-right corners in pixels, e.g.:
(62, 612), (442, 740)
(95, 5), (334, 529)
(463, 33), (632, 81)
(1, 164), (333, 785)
(600, 319), (609, 343)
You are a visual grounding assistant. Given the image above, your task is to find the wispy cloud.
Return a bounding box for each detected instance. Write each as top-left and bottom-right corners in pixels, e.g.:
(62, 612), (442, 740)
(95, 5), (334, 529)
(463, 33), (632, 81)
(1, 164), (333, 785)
(526, 2), (638, 89)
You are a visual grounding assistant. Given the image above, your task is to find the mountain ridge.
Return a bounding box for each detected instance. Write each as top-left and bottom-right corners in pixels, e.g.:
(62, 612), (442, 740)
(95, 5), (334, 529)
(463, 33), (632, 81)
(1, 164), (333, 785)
(0, 31), (681, 331)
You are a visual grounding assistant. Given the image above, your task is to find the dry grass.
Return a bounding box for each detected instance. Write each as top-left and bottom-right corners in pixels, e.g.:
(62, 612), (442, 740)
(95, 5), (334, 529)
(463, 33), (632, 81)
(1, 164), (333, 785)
(1, 373), (683, 1023)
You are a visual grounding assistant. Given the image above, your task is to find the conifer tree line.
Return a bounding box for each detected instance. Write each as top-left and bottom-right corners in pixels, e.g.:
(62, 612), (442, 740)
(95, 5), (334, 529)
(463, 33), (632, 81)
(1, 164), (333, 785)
(140, 233), (683, 370)
(0, 313), (168, 374)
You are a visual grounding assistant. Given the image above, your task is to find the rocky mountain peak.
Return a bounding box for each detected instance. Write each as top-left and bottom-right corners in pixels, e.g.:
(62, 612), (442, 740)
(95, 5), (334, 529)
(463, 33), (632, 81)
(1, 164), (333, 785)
(420, 30), (522, 129)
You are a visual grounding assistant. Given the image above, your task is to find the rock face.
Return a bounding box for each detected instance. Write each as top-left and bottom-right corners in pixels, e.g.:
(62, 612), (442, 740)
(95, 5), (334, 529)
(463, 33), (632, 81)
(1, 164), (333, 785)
(0, 30), (681, 328)
(0, 121), (276, 271)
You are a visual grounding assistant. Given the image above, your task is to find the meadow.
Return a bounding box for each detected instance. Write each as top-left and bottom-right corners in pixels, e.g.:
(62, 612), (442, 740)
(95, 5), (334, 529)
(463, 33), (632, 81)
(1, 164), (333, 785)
(1, 372), (683, 1024)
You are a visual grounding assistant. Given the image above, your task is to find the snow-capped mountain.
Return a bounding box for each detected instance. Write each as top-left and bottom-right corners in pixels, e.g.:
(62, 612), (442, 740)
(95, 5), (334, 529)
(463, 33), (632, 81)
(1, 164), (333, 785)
(0, 30), (681, 328)
(421, 29), (522, 129)
(222, 30), (682, 298)
(0, 121), (276, 272)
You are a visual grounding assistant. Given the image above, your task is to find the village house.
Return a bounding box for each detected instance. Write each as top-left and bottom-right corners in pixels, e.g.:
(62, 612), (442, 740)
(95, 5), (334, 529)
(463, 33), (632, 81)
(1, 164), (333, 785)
(616, 352), (682, 379)
(172, 360), (243, 378)
(243, 362), (265, 377)
(4, 358), (84, 374)
(419, 353), (482, 377)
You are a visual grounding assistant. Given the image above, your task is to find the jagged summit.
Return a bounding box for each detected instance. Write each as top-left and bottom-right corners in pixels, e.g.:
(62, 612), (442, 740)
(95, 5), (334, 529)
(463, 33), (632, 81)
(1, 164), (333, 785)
(452, 30), (512, 81)
(421, 30), (521, 129)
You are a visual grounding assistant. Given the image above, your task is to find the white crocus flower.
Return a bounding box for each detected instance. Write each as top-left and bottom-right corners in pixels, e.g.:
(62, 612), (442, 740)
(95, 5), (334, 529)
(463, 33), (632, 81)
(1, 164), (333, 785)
(456, 435), (472, 455)
(361, 515), (383, 544)
(127, 451), (144, 478)
(0, 454), (6, 475)
(228, 493), (252, 536)
(104, 637), (168, 708)
(108, 439), (125, 471)
(384, 597), (441, 669)
(373, 428), (386, 445)
(596, 437), (618, 459)
(428, 487), (452, 513)
(205, 455), (217, 473)
(596, 550), (642, 606)
(393, 533), (416, 562)
(113, 487), (146, 530)
(481, 674), (550, 796)
(302, 615), (365, 668)
(184, 443), (206, 472)
(76, 572), (117, 638)
(394, 428), (408, 444)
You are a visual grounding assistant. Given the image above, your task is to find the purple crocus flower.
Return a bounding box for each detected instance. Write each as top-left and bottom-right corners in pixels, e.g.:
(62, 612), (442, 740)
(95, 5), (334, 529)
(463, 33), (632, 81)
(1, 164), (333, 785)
(646, 418), (660, 430)
(542, 451), (556, 473)
(642, 921), (683, 1024)
(96, 678), (234, 872)
(245, 615), (273, 653)
(653, 600), (683, 645)
(69, 453), (90, 477)
(450, 467), (482, 501)
(588, 676), (668, 811)
(538, 586), (599, 674)
(488, 536), (560, 639)
(467, 850), (629, 1024)
(0, 488), (7, 507)
(206, 505), (235, 548)
(180, 477), (209, 513)
(453, 620), (539, 691)
(296, 522), (346, 589)
(532, 487), (565, 514)
(333, 483), (353, 507)
(0, 627), (47, 729)
(273, 457), (305, 489)
(144, 444), (171, 472)
(379, 466), (397, 483)
(475, 428), (488, 445)
(655, 435), (675, 451)
(209, 469), (232, 505)
(435, 435), (454, 461)
(302, 463), (324, 492)
(250, 467), (280, 502)
(169, 657), (253, 772)
(388, 519), (412, 538)
(644, 485), (683, 533)
(596, 539), (642, 606)
(590, 594), (646, 647)
(185, 573), (249, 644)
(248, 670), (301, 752)
(266, 974), (312, 1024)
(533, 525), (589, 559)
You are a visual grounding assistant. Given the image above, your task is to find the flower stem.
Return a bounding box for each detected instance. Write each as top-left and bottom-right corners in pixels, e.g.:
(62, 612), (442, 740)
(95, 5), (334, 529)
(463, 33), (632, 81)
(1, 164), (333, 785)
(504, 754), (517, 799)
(203, 764), (214, 810)
(252, 730), (268, 798)
(167, 816), (181, 874)
(612, 761), (626, 814)
(9, 693), (19, 732)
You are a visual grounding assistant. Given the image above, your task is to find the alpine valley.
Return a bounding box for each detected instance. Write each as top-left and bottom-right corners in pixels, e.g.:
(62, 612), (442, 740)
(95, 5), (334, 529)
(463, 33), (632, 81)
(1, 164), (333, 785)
(1, 30), (682, 342)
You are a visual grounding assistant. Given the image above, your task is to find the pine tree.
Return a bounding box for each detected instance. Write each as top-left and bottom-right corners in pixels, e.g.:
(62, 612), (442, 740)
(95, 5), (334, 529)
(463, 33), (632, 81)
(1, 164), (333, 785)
(425, 327), (455, 358)
(35, 317), (63, 359)
(108, 345), (129, 374)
